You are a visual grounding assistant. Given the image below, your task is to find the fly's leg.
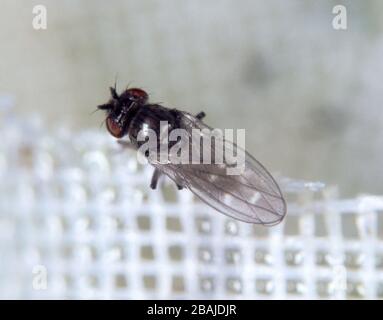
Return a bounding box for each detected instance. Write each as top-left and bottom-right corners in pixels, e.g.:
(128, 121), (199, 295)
(196, 111), (206, 120)
(175, 181), (184, 190)
(150, 168), (161, 190)
(150, 168), (184, 190)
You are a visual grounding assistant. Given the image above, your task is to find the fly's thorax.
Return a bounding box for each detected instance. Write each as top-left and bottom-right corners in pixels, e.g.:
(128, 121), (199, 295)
(128, 104), (180, 148)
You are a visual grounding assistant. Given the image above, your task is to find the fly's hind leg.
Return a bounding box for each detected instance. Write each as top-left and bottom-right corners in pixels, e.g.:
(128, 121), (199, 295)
(150, 168), (161, 190)
(150, 168), (183, 190)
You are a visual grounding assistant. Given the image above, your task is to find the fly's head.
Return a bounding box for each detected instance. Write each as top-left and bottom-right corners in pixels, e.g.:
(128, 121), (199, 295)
(98, 87), (149, 138)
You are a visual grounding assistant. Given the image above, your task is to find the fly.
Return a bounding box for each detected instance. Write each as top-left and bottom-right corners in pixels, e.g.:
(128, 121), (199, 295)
(97, 86), (286, 225)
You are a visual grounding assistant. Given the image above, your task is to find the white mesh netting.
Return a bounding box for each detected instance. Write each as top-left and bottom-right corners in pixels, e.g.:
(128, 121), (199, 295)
(0, 105), (382, 300)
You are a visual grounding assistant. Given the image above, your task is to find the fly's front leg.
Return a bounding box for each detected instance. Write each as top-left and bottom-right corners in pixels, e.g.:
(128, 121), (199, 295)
(150, 168), (184, 190)
(150, 168), (161, 190)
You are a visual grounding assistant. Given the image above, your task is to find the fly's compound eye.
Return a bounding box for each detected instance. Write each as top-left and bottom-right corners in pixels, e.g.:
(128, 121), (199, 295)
(106, 117), (125, 138)
(127, 88), (149, 104)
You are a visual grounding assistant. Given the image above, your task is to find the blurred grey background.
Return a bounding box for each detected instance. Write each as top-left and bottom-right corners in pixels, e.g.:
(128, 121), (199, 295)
(1, 0), (382, 197)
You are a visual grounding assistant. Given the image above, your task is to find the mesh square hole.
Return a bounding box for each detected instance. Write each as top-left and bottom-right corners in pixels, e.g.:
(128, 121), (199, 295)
(199, 276), (215, 293)
(252, 225), (269, 238)
(161, 184), (179, 203)
(314, 214), (328, 237)
(172, 275), (185, 293)
(166, 216), (182, 232)
(316, 279), (333, 298)
(225, 248), (241, 265)
(344, 251), (364, 269)
(316, 250), (331, 267)
(198, 247), (213, 263)
(255, 278), (274, 295)
(341, 214), (359, 239)
(195, 216), (212, 235)
(346, 280), (365, 298)
(63, 274), (74, 289)
(286, 279), (305, 295)
(254, 248), (273, 265)
(226, 277), (242, 294)
(284, 249), (304, 266)
(142, 275), (157, 290)
(168, 245), (184, 261)
(284, 215), (300, 236)
(140, 245), (155, 260)
(87, 274), (99, 289)
(61, 244), (73, 259)
(114, 274), (128, 289)
(136, 215), (151, 231)
(225, 220), (239, 236)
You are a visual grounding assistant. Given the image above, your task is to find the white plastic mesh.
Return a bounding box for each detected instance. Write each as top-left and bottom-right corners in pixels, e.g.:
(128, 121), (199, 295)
(0, 105), (382, 299)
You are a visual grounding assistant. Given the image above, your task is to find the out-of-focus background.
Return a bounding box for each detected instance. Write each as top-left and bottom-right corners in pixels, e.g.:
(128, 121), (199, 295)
(1, 0), (382, 197)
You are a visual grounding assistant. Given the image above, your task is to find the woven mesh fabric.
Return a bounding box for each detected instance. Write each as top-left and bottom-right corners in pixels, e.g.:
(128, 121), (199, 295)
(0, 110), (382, 299)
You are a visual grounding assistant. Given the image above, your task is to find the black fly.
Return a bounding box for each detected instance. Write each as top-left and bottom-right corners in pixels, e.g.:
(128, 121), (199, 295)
(97, 86), (286, 225)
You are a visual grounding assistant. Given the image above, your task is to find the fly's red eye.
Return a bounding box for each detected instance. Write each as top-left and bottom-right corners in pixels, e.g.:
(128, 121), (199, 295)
(127, 88), (148, 103)
(106, 117), (124, 138)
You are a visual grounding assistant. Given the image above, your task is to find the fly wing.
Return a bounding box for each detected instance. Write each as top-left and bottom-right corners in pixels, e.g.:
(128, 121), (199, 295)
(150, 111), (287, 225)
